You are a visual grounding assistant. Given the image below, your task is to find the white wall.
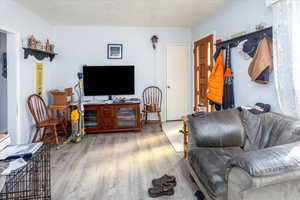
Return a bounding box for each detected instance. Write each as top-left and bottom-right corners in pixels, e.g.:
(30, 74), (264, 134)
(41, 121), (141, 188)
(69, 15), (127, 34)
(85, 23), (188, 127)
(0, 0), (54, 144)
(51, 26), (192, 120)
(0, 0), (191, 143)
(0, 32), (7, 132)
(192, 0), (280, 112)
(0, 0), (276, 143)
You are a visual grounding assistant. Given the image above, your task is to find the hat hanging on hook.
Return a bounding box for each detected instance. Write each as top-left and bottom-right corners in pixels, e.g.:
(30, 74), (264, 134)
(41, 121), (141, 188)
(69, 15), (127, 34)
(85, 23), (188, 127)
(151, 35), (159, 50)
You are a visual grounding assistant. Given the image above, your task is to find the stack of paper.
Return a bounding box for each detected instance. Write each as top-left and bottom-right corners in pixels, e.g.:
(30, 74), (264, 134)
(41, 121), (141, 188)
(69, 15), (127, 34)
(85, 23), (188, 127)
(0, 143), (43, 161)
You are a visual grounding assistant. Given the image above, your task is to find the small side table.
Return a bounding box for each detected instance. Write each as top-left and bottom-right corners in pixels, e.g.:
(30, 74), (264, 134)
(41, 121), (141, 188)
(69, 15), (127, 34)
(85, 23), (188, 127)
(48, 104), (69, 136)
(180, 116), (189, 159)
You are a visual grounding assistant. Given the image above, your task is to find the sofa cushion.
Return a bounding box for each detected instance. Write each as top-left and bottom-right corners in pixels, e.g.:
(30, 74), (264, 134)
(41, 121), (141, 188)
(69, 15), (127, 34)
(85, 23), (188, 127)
(188, 109), (245, 147)
(188, 147), (243, 198)
(240, 110), (300, 151)
(228, 142), (300, 177)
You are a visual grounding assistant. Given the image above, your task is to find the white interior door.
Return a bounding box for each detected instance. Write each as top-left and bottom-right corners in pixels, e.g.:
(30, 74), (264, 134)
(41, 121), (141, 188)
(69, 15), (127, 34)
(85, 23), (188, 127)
(166, 45), (188, 121)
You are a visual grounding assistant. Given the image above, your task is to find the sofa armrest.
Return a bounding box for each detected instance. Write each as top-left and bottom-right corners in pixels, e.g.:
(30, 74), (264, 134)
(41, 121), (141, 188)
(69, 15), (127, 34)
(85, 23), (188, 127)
(228, 167), (300, 200)
(227, 142), (300, 177)
(187, 109), (245, 148)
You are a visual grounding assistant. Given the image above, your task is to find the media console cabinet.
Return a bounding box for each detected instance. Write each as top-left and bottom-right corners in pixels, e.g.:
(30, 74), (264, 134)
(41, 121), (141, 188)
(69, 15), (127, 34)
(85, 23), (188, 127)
(71, 101), (141, 133)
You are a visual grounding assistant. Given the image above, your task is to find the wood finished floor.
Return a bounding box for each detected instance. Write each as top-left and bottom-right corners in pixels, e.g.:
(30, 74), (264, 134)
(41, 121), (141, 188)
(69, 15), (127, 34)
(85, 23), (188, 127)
(51, 125), (197, 200)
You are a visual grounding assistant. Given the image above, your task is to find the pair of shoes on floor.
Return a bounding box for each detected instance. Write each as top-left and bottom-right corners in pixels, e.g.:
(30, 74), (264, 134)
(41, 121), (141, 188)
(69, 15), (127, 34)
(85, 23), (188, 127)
(148, 174), (176, 198)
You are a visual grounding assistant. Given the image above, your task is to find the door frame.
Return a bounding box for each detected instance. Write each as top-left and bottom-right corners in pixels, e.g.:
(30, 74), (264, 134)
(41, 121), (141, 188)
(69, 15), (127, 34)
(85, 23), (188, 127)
(163, 43), (191, 122)
(192, 31), (216, 112)
(0, 26), (21, 144)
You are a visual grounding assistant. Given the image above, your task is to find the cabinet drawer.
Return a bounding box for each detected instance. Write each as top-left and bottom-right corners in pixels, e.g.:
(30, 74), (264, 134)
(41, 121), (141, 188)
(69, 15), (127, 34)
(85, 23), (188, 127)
(101, 107), (114, 117)
(102, 119), (114, 129)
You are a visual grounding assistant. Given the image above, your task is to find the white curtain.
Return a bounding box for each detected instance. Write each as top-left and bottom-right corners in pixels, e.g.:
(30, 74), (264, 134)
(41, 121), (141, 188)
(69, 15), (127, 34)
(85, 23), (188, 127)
(271, 0), (300, 117)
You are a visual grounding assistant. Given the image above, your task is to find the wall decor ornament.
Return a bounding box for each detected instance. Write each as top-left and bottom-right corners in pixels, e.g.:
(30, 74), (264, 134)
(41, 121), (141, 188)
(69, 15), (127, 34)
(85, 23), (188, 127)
(151, 35), (159, 50)
(36, 63), (43, 96)
(107, 44), (123, 59)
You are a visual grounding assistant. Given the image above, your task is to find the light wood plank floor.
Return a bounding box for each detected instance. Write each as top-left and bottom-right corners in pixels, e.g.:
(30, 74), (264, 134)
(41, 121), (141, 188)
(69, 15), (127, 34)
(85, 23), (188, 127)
(51, 125), (197, 200)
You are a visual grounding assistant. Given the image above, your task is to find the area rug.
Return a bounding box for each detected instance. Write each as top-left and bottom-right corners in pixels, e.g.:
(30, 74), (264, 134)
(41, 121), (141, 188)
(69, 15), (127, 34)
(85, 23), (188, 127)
(162, 121), (183, 152)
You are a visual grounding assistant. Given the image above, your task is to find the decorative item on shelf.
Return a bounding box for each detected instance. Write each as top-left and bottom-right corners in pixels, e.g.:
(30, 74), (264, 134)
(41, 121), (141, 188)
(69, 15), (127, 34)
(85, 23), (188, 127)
(28, 35), (40, 49)
(23, 36), (57, 61)
(107, 44), (123, 59)
(151, 35), (159, 50)
(256, 23), (266, 31)
(50, 44), (55, 53)
(44, 39), (51, 52)
(230, 32), (246, 39)
(35, 41), (42, 50)
(216, 39), (222, 44)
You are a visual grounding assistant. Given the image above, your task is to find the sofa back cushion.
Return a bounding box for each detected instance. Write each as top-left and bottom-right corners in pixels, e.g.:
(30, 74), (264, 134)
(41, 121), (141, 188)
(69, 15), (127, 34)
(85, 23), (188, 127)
(241, 110), (300, 151)
(188, 109), (245, 147)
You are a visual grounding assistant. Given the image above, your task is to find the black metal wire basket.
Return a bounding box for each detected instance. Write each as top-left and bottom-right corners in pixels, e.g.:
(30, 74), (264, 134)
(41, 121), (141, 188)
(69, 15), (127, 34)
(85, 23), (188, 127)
(0, 143), (51, 200)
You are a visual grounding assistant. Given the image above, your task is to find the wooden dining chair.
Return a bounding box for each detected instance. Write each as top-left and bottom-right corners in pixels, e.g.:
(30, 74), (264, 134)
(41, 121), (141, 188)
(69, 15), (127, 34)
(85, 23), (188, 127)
(142, 86), (163, 131)
(27, 94), (67, 148)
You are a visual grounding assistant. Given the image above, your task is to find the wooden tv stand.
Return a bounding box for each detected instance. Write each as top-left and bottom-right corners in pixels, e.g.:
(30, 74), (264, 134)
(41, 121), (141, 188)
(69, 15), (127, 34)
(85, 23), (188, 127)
(71, 100), (141, 133)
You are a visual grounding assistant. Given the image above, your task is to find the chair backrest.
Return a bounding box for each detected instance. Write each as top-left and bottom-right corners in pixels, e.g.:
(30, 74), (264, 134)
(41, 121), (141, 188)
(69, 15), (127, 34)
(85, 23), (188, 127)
(142, 86), (162, 112)
(27, 94), (50, 125)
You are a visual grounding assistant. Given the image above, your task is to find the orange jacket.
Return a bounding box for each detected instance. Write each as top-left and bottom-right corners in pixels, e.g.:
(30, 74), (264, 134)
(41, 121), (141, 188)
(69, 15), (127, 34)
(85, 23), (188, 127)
(207, 51), (225, 105)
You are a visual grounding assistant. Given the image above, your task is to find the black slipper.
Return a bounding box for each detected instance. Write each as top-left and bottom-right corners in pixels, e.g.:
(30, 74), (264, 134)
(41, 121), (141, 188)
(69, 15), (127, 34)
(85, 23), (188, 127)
(148, 183), (174, 198)
(195, 190), (205, 200)
(152, 174), (176, 187)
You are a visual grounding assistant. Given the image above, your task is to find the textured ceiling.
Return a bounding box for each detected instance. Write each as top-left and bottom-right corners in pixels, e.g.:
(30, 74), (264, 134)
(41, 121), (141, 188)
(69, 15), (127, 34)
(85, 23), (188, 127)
(13, 0), (227, 27)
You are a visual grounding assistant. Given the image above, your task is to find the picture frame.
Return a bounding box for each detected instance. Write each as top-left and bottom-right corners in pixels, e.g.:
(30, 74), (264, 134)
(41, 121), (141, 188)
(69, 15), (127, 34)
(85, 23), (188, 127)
(107, 44), (123, 59)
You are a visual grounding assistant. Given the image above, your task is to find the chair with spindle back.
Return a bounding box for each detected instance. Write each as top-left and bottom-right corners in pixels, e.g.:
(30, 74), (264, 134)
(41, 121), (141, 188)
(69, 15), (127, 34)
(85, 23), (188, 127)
(142, 86), (163, 131)
(27, 94), (66, 148)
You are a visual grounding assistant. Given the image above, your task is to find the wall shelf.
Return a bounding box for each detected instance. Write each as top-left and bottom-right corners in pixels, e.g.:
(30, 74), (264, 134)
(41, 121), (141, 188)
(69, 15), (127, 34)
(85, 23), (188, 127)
(23, 48), (57, 62)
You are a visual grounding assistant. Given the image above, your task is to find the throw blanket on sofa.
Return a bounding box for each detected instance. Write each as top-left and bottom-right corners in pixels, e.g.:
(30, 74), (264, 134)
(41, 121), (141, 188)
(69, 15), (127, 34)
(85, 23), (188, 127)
(240, 109), (300, 151)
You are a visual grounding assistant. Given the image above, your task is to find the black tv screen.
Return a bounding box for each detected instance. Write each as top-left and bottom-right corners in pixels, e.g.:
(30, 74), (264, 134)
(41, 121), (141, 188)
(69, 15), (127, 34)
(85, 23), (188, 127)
(83, 65), (135, 96)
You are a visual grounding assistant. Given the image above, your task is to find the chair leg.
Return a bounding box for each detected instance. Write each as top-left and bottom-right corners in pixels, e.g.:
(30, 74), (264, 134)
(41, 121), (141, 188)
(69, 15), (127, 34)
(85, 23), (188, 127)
(42, 127), (47, 140)
(141, 113), (144, 128)
(157, 112), (163, 131)
(63, 108), (69, 136)
(53, 125), (60, 149)
(32, 128), (40, 143)
(145, 112), (148, 124)
(62, 122), (68, 137)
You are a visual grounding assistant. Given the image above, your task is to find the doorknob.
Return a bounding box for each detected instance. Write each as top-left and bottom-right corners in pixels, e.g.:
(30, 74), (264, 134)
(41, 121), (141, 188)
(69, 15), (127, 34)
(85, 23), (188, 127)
(167, 85), (171, 89)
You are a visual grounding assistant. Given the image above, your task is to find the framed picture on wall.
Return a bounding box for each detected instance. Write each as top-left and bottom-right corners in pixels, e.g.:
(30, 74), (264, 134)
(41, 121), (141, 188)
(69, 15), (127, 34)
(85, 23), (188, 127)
(107, 44), (123, 59)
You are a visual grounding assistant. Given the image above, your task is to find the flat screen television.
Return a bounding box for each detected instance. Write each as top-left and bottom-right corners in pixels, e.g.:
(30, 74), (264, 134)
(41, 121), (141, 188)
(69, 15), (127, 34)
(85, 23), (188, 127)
(83, 65), (135, 97)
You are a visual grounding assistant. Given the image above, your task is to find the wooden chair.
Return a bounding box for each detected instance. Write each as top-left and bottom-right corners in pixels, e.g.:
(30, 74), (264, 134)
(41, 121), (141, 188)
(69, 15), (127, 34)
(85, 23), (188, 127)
(49, 88), (73, 134)
(142, 86), (163, 131)
(27, 94), (67, 148)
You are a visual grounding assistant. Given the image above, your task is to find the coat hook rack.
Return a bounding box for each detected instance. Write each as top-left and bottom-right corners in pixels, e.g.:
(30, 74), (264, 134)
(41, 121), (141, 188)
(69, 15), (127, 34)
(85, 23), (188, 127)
(215, 27), (272, 49)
